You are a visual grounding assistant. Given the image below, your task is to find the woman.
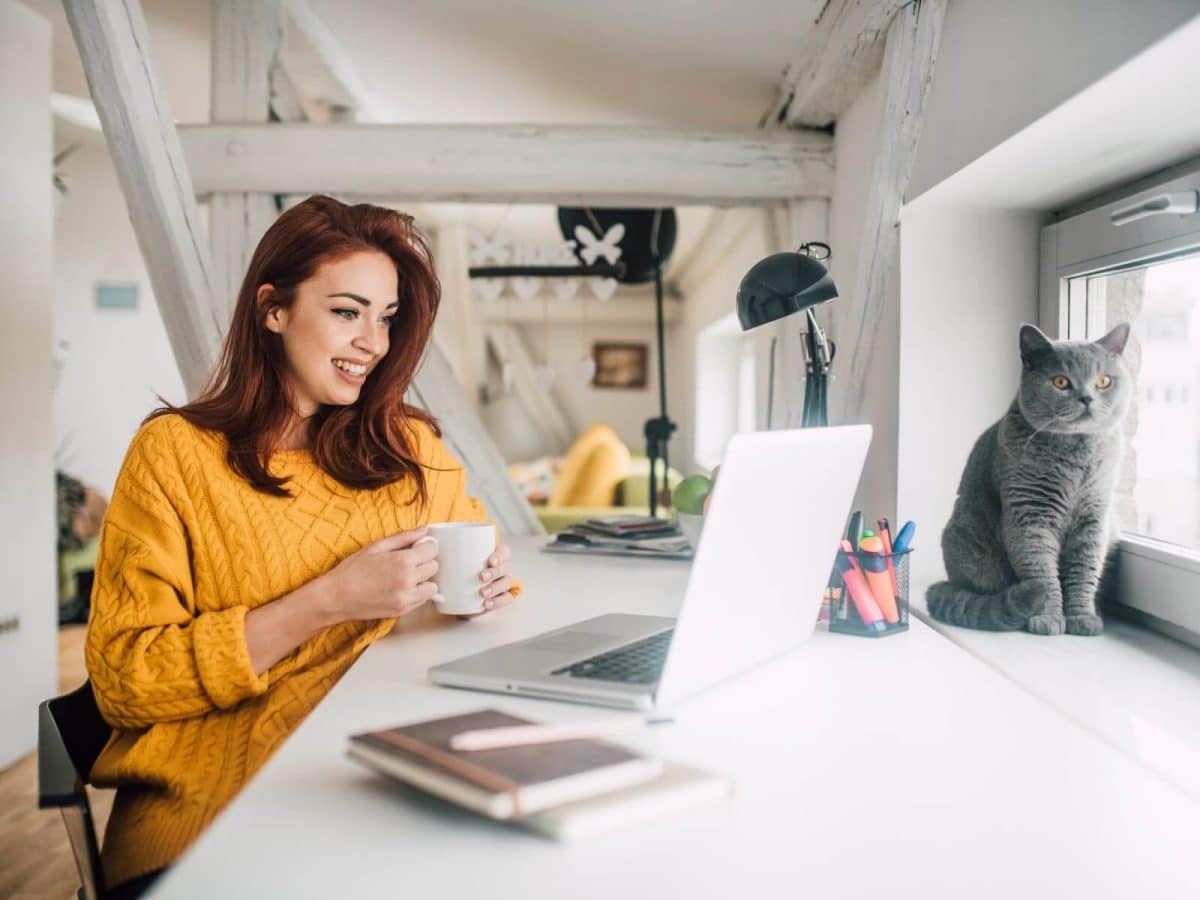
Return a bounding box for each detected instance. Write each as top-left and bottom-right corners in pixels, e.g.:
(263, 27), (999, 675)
(85, 195), (519, 898)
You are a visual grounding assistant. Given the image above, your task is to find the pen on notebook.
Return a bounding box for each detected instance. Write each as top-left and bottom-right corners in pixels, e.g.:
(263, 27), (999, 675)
(450, 715), (674, 751)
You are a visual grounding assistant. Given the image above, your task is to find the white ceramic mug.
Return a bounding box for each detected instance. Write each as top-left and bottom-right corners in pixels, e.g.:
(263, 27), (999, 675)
(415, 522), (496, 615)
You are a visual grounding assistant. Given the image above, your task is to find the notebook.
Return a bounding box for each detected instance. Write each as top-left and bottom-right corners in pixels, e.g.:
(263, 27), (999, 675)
(521, 760), (734, 841)
(347, 709), (663, 819)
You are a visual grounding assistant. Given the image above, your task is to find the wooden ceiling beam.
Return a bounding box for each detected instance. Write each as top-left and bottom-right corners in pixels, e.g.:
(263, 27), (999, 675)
(178, 123), (834, 205)
(761, 0), (909, 129)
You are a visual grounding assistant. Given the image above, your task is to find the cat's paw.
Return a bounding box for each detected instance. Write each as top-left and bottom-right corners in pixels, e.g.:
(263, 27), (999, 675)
(1026, 613), (1066, 636)
(1065, 613), (1104, 636)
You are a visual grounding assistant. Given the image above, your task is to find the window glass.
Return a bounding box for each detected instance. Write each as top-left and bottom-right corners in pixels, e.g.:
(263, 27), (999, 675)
(1073, 254), (1200, 551)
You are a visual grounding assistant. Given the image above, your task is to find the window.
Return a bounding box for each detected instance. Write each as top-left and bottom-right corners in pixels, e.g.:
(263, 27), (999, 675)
(694, 313), (759, 471)
(1042, 161), (1200, 646)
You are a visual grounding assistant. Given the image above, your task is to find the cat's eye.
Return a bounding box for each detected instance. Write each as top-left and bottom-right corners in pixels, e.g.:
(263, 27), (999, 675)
(1096, 374), (1113, 389)
(1051, 375), (1071, 390)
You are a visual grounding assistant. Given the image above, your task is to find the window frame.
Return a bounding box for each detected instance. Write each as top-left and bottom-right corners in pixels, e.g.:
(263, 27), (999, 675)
(1039, 160), (1200, 647)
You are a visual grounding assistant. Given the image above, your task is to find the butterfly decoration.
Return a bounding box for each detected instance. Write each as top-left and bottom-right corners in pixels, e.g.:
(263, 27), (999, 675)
(574, 224), (624, 301)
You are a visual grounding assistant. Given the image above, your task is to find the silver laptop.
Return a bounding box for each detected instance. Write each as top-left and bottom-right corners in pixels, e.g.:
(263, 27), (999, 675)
(428, 425), (872, 710)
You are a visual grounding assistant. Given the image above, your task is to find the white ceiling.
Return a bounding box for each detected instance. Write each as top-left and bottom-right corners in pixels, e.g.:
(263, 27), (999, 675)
(29, 0), (817, 273)
(27, 0), (824, 128)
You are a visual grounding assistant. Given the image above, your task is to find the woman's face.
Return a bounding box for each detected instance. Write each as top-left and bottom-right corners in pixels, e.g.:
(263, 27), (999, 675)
(261, 250), (398, 418)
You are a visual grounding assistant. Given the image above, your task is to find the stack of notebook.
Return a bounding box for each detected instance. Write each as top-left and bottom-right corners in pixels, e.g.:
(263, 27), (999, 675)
(347, 709), (731, 840)
(542, 515), (694, 559)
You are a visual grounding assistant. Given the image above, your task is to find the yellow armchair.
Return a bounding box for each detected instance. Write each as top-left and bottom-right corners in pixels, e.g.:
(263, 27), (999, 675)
(534, 423), (682, 532)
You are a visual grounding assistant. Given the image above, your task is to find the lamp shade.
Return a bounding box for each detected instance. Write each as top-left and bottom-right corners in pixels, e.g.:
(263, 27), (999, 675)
(736, 251), (838, 331)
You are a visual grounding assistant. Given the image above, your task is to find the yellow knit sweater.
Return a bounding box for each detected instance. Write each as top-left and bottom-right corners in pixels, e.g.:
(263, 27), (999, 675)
(86, 413), (503, 886)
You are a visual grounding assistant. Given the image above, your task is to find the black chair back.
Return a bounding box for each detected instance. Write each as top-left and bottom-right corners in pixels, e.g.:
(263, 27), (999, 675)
(39, 681), (113, 900)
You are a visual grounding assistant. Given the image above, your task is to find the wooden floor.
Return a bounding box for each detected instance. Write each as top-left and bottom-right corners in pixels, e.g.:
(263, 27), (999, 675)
(0, 625), (114, 900)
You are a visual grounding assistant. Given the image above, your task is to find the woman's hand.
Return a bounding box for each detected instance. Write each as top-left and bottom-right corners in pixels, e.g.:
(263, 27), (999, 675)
(461, 542), (516, 618)
(320, 526), (439, 624)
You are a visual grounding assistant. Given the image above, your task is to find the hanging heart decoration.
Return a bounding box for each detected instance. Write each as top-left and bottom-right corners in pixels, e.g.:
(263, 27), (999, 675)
(548, 240), (581, 301)
(510, 243), (542, 301)
(467, 228), (509, 301)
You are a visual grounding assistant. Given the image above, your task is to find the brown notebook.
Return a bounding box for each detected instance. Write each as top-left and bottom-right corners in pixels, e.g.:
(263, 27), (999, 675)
(347, 709), (663, 820)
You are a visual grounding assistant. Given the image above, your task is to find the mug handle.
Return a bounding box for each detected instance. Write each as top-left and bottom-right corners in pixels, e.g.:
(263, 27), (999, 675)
(413, 535), (445, 607)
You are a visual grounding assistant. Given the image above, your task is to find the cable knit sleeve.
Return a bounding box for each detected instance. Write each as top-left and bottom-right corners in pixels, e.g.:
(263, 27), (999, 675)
(86, 424), (269, 729)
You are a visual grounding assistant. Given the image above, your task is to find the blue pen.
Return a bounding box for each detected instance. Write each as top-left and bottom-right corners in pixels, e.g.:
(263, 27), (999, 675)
(892, 521), (916, 553)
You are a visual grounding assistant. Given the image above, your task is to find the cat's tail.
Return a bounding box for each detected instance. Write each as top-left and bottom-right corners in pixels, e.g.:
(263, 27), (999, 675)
(925, 580), (1041, 631)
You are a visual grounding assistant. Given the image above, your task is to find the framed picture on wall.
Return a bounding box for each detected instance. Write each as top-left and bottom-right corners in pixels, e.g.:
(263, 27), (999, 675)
(592, 342), (648, 389)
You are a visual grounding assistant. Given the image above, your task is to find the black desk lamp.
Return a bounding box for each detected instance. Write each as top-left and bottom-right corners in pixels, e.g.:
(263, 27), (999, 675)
(736, 242), (838, 428)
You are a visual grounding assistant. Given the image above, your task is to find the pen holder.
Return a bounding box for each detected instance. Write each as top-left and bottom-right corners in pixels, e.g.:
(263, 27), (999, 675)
(827, 548), (911, 637)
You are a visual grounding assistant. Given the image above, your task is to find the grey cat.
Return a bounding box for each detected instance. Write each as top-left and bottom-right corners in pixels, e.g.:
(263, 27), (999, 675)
(926, 322), (1132, 635)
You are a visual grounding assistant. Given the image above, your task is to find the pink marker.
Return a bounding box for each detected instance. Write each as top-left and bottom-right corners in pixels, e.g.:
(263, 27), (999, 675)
(837, 540), (886, 631)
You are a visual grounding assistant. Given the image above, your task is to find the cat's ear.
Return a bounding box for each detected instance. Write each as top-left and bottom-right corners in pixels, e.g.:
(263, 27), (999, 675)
(1019, 324), (1054, 369)
(1095, 322), (1131, 356)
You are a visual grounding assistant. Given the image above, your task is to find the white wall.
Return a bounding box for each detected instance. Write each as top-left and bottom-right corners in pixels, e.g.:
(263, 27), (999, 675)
(0, 0), (56, 769)
(907, 0), (1200, 201)
(897, 207), (1042, 579)
(534, 321), (660, 454)
(52, 142), (187, 497)
(477, 319), (663, 462)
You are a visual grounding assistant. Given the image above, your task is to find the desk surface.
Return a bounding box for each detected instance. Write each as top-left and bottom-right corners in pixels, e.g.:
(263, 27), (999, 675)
(155, 538), (1196, 899)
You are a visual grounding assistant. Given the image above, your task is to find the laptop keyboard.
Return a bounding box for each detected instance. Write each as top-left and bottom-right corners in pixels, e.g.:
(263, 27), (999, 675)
(551, 629), (674, 685)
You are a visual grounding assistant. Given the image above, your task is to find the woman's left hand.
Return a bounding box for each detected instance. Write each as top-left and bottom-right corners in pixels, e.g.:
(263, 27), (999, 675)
(462, 542), (516, 618)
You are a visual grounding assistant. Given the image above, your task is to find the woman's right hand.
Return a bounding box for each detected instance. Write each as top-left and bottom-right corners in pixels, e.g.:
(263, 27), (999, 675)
(320, 526), (439, 623)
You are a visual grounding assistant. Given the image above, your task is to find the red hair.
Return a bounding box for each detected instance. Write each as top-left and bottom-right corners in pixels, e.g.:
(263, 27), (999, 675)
(149, 195), (442, 500)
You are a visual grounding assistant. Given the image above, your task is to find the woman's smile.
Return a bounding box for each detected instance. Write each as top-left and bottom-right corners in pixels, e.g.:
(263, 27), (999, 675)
(332, 358), (370, 381)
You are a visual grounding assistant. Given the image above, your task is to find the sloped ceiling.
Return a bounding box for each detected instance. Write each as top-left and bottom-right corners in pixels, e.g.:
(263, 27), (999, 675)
(29, 0), (824, 127)
(29, 0), (824, 267)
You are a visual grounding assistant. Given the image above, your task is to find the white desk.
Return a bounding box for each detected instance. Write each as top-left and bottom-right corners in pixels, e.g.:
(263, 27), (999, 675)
(155, 538), (1197, 899)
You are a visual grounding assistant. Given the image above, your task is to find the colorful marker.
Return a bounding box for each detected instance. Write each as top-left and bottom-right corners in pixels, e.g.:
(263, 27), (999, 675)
(892, 521), (916, 554)
(858, 534), (900, 624)
(877, 517), (901, 599)
(837, 539), (886, 631)
(846, 510), (864, 548)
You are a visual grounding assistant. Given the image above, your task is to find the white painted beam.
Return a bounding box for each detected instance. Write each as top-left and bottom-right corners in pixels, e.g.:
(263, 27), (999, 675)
(62, 0), (221, 398)
(762, 0), (908, 129)
(178, 124), (835, 205)
(277, 0), (390, 123)
(837, 0), (947, 421)
(484, 325), (574, 454)
(210, 0), (285, 326)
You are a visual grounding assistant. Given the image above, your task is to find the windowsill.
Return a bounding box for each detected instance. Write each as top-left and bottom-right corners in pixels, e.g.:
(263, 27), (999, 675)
(912, 576), (1200, 802)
